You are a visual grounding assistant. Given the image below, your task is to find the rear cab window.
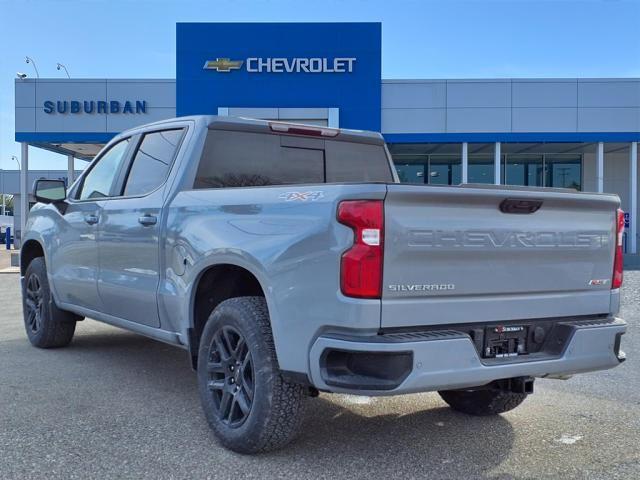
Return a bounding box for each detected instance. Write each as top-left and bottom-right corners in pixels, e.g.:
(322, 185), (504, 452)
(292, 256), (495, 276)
(194, 129), (393, 189)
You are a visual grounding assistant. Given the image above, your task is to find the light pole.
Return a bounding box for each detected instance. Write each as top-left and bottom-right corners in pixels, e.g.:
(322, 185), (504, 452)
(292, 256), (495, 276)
(8, 156), (20, 217)
(56, 62), (70, 78)
(25, 56), (39, 78)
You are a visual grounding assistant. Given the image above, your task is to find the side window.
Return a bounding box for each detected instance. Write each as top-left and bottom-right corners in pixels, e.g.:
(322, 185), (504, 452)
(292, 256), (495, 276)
(78, 139), (130, 200)
(194, 130), (324, 188)
(123, 129), (184, 196)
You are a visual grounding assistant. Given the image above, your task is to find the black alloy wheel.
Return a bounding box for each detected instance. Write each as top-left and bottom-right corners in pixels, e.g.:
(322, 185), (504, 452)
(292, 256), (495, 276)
(206, 325), (254, 428)
(24, 272), (44, 334)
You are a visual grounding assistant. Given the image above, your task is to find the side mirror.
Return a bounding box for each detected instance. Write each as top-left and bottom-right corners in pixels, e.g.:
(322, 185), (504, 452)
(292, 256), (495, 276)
(34, 179), (67, 204)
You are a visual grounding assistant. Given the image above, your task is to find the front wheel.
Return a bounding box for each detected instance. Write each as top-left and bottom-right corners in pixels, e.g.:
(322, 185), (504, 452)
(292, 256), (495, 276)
(22, 257), (77, 348)
(197, 297), (307, 453)
(438, 387), (528, 416)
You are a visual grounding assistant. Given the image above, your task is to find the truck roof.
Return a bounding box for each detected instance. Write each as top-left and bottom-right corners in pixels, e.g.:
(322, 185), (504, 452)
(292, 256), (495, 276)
(120, 115), (386, 146)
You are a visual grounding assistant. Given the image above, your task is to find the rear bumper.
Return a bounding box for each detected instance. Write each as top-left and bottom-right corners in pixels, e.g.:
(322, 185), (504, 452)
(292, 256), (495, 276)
(308, 317), (626, 395)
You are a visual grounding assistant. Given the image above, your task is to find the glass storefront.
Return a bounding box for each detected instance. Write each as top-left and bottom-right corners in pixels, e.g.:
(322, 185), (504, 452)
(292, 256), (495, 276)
(389, 143), (461, 185)
(503, 154), (544, 187)
(545, 155), (581, 190)
(389, 143), (583, 190)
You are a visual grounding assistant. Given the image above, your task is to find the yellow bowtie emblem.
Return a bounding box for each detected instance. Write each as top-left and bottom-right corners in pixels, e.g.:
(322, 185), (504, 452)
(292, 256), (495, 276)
(203, 58), (244, 72)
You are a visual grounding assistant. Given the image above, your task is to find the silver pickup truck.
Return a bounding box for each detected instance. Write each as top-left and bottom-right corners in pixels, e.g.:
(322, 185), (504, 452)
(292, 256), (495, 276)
(22, 115), (626, 453)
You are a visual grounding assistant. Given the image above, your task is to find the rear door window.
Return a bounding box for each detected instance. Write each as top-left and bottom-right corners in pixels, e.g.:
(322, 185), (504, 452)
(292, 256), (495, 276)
(123, 129), (184, 196)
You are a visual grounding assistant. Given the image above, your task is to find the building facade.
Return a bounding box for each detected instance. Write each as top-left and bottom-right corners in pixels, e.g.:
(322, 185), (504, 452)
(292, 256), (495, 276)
(12, 22), (640, 251)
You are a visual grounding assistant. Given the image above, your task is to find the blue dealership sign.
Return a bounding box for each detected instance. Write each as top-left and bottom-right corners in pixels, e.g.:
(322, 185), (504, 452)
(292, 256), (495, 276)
(176, 22), (382, 131)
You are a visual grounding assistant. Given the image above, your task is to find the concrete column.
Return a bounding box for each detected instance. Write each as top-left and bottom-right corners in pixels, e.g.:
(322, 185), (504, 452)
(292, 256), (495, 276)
(20, 142), (29, 245)
(597, 142), (604, 193)
(630, 142), (638, 254)
(461, 142), (468, 184)
(494, 142), (501, 185)
(328, 108), (340, 128)
(67, 155), (75, 185)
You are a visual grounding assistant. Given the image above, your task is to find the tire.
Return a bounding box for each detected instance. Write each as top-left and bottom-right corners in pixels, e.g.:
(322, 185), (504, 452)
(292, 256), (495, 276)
(438, 387), (527, 416)
(197, 296), (307, 453)
(22, 257), (77, 348)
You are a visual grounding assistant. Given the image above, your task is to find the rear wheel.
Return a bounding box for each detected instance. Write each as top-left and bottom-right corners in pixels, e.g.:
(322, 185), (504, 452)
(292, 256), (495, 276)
(197, 296), (307, 453)
(438, 387), (528, 416)
(22, 257), (78, 348)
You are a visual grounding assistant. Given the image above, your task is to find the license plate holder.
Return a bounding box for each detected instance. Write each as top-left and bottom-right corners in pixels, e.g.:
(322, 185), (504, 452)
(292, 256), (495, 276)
(483, 325), (528, 359)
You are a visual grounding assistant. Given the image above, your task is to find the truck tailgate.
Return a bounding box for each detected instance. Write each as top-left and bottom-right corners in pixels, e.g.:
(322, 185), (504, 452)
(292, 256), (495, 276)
(382, 184), (619, 328)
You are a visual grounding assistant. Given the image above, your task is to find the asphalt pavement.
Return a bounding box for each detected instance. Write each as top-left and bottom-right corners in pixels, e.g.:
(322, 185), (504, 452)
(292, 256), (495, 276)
(1, 273), (638, 479)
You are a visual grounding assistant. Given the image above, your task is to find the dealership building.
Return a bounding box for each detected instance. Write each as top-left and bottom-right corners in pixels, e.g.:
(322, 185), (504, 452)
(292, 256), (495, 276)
(11, 22), (640, 252)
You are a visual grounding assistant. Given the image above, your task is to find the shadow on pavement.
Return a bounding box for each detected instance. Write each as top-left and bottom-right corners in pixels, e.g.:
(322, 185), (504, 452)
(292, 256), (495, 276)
(5, 326), (517, 478)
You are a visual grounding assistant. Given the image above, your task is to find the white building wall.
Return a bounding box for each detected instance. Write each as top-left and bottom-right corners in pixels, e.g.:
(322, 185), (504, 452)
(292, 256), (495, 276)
(15, 79), (176, 135)
(381, 78), (640, 134)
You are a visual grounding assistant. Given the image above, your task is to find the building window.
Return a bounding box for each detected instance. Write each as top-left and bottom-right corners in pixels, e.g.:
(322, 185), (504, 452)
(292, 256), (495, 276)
(389, 143), (583, 190)
(545, 155), (581, 190)
(429, 155), (461, 185)
(388, 144), (461, 185)
(504, 154), (544, 187)
(393, 157), (426, 184)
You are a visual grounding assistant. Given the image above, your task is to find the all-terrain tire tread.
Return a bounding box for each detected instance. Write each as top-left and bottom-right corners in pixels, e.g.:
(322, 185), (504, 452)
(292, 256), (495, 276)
(198, 296), (307, 453)
(239, 297), (307, 452)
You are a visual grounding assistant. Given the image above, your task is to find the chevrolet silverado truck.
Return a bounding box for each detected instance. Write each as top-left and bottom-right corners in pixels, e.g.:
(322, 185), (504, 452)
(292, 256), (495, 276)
(21, 115), (627, 453)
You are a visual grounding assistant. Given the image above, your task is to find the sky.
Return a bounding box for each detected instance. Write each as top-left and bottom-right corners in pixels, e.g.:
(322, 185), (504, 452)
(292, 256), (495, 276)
(1, 0), (639, 171)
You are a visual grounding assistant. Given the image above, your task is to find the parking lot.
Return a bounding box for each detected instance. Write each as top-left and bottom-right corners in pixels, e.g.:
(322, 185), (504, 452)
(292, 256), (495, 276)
(0, 272), (638, 480)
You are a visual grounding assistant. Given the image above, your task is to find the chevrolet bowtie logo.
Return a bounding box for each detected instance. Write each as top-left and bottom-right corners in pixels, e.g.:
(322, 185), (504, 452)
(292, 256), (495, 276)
(203, 58), (244, 72)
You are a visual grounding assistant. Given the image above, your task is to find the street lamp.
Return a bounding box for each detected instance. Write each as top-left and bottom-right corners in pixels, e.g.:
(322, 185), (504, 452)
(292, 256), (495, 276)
(25, 56), (39, 78)
(56, 63), (70, 78)
(11, 155), (20, 169)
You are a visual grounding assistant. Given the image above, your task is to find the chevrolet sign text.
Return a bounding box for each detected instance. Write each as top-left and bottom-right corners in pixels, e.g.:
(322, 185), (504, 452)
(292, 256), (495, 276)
(204, 57), (356, 73)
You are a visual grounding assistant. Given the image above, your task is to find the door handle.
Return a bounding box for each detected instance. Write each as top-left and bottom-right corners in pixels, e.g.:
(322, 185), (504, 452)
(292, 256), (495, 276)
(84, 214), (99, 225)
(138, 214), (157, 226)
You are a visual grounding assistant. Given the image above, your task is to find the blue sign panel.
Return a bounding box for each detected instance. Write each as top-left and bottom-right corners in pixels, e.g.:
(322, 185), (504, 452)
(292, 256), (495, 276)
(176, 23), (382, 131)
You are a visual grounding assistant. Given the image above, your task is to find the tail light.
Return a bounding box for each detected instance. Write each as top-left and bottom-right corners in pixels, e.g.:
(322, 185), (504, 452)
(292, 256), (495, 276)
(337, 200), (384, 298)
(612, 208), (624, 289)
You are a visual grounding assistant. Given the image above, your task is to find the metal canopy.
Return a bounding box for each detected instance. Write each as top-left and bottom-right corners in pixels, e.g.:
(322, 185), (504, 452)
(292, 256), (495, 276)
(30, 142), (103, 161)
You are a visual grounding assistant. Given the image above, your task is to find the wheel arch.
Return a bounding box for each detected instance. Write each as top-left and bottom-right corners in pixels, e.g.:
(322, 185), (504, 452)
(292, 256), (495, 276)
(189, 262), (273, 370)
(20, 239), (46, 276)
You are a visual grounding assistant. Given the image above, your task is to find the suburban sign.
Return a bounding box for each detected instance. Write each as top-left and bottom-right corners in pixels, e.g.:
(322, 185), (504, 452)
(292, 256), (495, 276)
(203, 57), (356, 73)
(43, 100), (148, 114)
